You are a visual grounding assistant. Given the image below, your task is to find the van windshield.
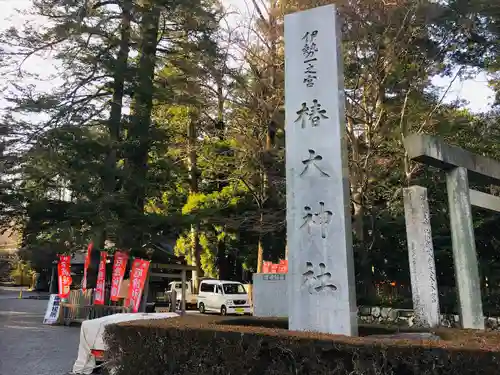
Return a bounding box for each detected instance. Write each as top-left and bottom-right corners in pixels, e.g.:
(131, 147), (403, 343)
(222, 283), (246, 295)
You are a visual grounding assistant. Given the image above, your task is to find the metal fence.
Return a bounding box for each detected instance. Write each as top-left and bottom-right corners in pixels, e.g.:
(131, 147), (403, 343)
(59, 289), (129, 325)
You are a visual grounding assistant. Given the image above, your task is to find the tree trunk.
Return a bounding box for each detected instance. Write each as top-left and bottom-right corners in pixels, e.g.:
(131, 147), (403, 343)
(256, 212), (264, 273)
(123, 4), (160, 252)
(350, 124), (374, 298)
(93, 0), (131, 260)
(352, 188), (374, 296)
(187, 112), (203, 290)
(87, 232), (105, 289)
(216, 239), (227, 279)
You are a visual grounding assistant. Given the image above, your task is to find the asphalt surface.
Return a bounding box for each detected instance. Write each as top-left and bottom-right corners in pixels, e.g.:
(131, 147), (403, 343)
(0, 287), (80, 375)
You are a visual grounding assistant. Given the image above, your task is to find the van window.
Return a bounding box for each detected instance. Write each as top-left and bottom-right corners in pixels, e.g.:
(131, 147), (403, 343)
(216, 285), (223, 294)
(200, 283), (214, 293)
(222, 283), (246, 295)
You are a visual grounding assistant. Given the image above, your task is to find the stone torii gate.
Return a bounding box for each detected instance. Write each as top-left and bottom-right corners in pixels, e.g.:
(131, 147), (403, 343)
(404, 133), (500, 330)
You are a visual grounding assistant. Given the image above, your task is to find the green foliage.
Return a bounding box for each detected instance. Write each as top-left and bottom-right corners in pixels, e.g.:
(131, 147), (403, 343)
(9, 257), (34, 287)
(174, 231), (220, 277)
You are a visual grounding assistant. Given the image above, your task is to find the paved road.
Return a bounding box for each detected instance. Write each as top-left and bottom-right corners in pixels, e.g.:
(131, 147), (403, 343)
(0, 287), (80, 375)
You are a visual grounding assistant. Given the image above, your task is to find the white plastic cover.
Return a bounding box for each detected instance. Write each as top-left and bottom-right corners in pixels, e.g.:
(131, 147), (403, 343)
(71, 312), (179, 374)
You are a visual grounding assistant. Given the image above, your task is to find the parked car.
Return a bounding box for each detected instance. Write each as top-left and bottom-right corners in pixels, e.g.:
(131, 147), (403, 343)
(197, 279), (252, 315)
(165, 281), (197, 309)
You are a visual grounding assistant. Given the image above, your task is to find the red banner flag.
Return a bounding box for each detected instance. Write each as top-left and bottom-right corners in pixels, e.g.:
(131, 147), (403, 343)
(277, 259), (288, 274)
(126, 259), (150, 313)
(110, 251), (129, 302)
(94, 251), (107, 305)
(262, 261), (272, 273)
(82, 242), (93, 292)
(58, 255), (72, 299)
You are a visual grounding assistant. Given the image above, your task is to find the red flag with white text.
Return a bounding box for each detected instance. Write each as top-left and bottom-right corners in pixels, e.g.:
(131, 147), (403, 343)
(126, 259), (150, 313)
(58, 255), (72, 299)
(262, 261), (272, 273)
(277, 259), (288, 273)
(82, 242), (93, 292)
(110, 251), (129, 302)
(94, 251), (107, 305)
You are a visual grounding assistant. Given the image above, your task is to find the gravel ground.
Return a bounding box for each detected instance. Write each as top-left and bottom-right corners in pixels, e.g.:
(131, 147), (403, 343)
(0, 288), (80, 375)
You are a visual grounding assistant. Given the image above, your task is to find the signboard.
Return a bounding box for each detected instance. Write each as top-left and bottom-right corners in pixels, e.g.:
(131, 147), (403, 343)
(110, 251), (129, 302)
(263, 274), (286, 281)
(43, 294), (61, 325)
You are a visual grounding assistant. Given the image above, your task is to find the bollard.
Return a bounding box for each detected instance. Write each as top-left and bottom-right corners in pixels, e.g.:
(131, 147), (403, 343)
(18, 289), (23, 299)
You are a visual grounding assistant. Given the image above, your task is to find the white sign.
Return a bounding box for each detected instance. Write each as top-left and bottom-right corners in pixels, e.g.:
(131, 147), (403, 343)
(263, 274), (286, 281)
(43, 294), (61, 325)
(284, 4), (357, 336)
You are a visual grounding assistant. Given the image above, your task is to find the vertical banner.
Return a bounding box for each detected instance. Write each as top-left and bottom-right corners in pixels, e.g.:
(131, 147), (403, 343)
(94, 251), (107, 305)
(82, 242), (93, 292)
(58, 255), (72, 299)
(277, 259), (288, 273)
(270, 263), (279, 273)
(262, 261), (272, 273)
(126, 259), (150, 313)
(110, 251), (129, 302)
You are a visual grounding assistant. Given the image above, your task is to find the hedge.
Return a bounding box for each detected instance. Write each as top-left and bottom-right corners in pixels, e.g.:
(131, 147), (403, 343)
(104, 315), (500, 375)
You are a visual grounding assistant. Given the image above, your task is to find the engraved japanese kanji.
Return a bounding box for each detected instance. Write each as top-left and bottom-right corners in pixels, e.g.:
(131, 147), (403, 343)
(302, 30), (318, 57)
(294, 99), (329, 128)
(302, 30), (319, 87)
(300, 149), (330, 177)
(302, 262), (337, 294)
(300, 201), (333, 238)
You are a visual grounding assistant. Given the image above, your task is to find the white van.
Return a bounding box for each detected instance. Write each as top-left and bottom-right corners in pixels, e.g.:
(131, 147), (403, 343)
(197, 279), (252, 315)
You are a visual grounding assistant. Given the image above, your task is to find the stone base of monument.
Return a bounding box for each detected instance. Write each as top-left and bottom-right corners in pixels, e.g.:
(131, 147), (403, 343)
(252, 273), (288, 318)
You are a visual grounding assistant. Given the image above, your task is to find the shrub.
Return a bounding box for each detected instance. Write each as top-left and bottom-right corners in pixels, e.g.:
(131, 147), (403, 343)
(105, 315), (500, 375)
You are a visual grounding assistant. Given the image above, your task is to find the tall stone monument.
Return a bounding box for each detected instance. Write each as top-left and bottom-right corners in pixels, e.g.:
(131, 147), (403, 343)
(403, 186), (440, 328)
(284, 4), (357, 336)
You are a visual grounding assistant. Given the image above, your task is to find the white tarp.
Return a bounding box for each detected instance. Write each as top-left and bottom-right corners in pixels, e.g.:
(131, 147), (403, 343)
(72, 312), (179, 374)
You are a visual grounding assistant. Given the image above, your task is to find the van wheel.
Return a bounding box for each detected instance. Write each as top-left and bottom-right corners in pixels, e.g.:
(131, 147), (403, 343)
(199, 303), (205, 314)
(220, 305), (227, 316)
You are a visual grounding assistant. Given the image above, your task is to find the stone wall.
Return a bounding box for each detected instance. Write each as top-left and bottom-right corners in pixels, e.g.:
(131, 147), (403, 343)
(252, 273), (500, 329)
(359, 306), (500, 330)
